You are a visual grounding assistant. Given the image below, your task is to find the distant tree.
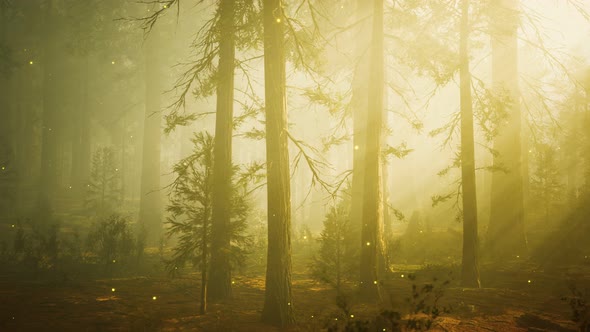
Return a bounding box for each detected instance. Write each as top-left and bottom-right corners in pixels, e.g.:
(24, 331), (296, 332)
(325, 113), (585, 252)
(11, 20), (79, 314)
(312, 193), (357, 296)
(458, 0), (480, 288)
(38, 0), (61, 217)
(166, 132), (253, 315)
(86, 147), (121, 217)
(530, 143), (563, 223)
(487, 0), (527, 259)
(138, 4), (163, 246)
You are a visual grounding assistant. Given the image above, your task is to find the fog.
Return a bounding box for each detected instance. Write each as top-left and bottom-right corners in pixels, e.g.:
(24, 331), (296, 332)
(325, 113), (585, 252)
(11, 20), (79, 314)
(1, 0), (590, 331)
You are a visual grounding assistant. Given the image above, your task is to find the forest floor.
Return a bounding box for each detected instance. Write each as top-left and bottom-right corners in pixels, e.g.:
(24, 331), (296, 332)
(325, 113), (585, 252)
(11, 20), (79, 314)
(0, 258), (587, 332)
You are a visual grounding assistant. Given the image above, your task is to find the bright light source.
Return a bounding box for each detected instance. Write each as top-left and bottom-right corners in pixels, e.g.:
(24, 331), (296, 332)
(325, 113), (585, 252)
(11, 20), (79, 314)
(366, 242), (371, 246)
(350, 314), (354, 318)
(373, 280), (378, 284)
(152, 296), (157, 300)
(354, 145), (359, 150)
(29, 61), (33, 65)
(111, 288), (116, 292)
(276, 18), (281, 23)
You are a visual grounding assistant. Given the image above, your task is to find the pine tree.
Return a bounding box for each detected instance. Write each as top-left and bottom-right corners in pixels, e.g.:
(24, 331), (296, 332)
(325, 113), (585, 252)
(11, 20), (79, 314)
(530, 143), (563, 223)
(86, 147), (121, 217)
(166, 132), (253, 315)
(312, 193), (358, 296)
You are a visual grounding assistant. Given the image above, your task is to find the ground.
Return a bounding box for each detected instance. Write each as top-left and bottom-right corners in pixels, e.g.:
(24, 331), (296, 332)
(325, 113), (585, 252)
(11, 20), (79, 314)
(0, 261), (586, 331)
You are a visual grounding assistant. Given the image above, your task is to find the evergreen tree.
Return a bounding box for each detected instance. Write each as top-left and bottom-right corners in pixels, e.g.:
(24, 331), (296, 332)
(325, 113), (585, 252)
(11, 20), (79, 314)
(86, 147), (121, 217)
(166, 132), (253, 315)
(530, 143), (563, 223)
(261, 0), (294, 325)
(312, 192), (358, 296)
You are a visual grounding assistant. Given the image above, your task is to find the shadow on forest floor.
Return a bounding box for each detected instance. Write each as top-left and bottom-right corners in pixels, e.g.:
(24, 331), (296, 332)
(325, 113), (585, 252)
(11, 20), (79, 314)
(0, 260), (587, 331)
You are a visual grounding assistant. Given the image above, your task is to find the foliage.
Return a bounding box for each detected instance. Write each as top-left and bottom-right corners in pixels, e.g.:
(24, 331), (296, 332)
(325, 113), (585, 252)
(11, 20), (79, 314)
(86, 214), (136, 267)
(562, 282), (590, 332)
(325, 273), (451, 331)
(530, 142), (563, 223)
(404, 274), (452, 331)
(85, 147), (121, 217)
(2, 220), (61, 271)
(165, 131), (257, 275)
(311, 190), (357, 294)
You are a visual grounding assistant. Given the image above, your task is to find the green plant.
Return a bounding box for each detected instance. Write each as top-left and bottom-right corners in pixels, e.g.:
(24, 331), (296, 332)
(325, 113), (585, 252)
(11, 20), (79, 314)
(311, 187), (358, 295)
(86, 146), (121, 217)
(86, 214), (136, 268)
(404, 274), (452, 331)
(562, 282), (590, 332)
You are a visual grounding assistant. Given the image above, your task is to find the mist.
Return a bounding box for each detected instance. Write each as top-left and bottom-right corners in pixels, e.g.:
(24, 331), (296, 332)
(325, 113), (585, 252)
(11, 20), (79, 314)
(1, 0), (590, 331)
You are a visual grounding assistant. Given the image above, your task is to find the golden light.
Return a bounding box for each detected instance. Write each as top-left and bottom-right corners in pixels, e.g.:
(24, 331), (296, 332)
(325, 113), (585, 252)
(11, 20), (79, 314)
(366, 241), (371, 246)
(152, 296), (157, 300)
(29, 61), (33, 65)
(373, 280), (378, 284)
(354, 145), (359, 150)
(276, 18), (281, 23)
(350, 314), (354, 318)
(111, 288), (116, 292)
(1, 166), (5, 170)
(11, 224), (15, 228)
(111, 61), (115, 65)
(112, 259), (116, 263)
(527, 280), (531, 284)
(401, 274), (404, 278)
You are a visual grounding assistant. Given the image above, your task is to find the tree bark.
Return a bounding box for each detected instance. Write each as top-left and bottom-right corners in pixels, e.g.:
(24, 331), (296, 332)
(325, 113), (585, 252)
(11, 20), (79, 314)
(359, 0), (384, 301)
(70, 56), (91, 196)
(38, 0), (60, 218)
(459, 0), (481, 288)
(209, 0), (236, 302)
(349, 0), (372, 265)
(139, 24), (162, 245)
(488, 0), (527, 258)
(260, 0), (294, 326)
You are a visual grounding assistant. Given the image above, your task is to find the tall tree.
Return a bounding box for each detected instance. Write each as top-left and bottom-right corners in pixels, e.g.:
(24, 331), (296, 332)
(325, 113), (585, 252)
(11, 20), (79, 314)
(349, 0), (372, 259)
(139, 19), (162, 245)
(359, 0), (385, 300)
(487, 0), (527, 258)
(260, 0), (294, 325)
(38, 0), (60, 218)
(208, 0), (236, 302)
(459, 0), (480, 288)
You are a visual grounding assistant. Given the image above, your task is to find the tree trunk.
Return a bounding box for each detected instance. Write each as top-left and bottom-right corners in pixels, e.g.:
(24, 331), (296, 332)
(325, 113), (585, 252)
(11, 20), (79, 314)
(70, 56), (91, 196)
(349, 0), (372, 264)
(209, 0), (236, 302)
(459, 0), (481, 288)
(38, 0), (60, 218)
(200, 208), (209, 315)
(359, 0), (384, 301)
(139, 25), (162, 245)
(488, 0), (527, 258)
(260, 0), (294, 326)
